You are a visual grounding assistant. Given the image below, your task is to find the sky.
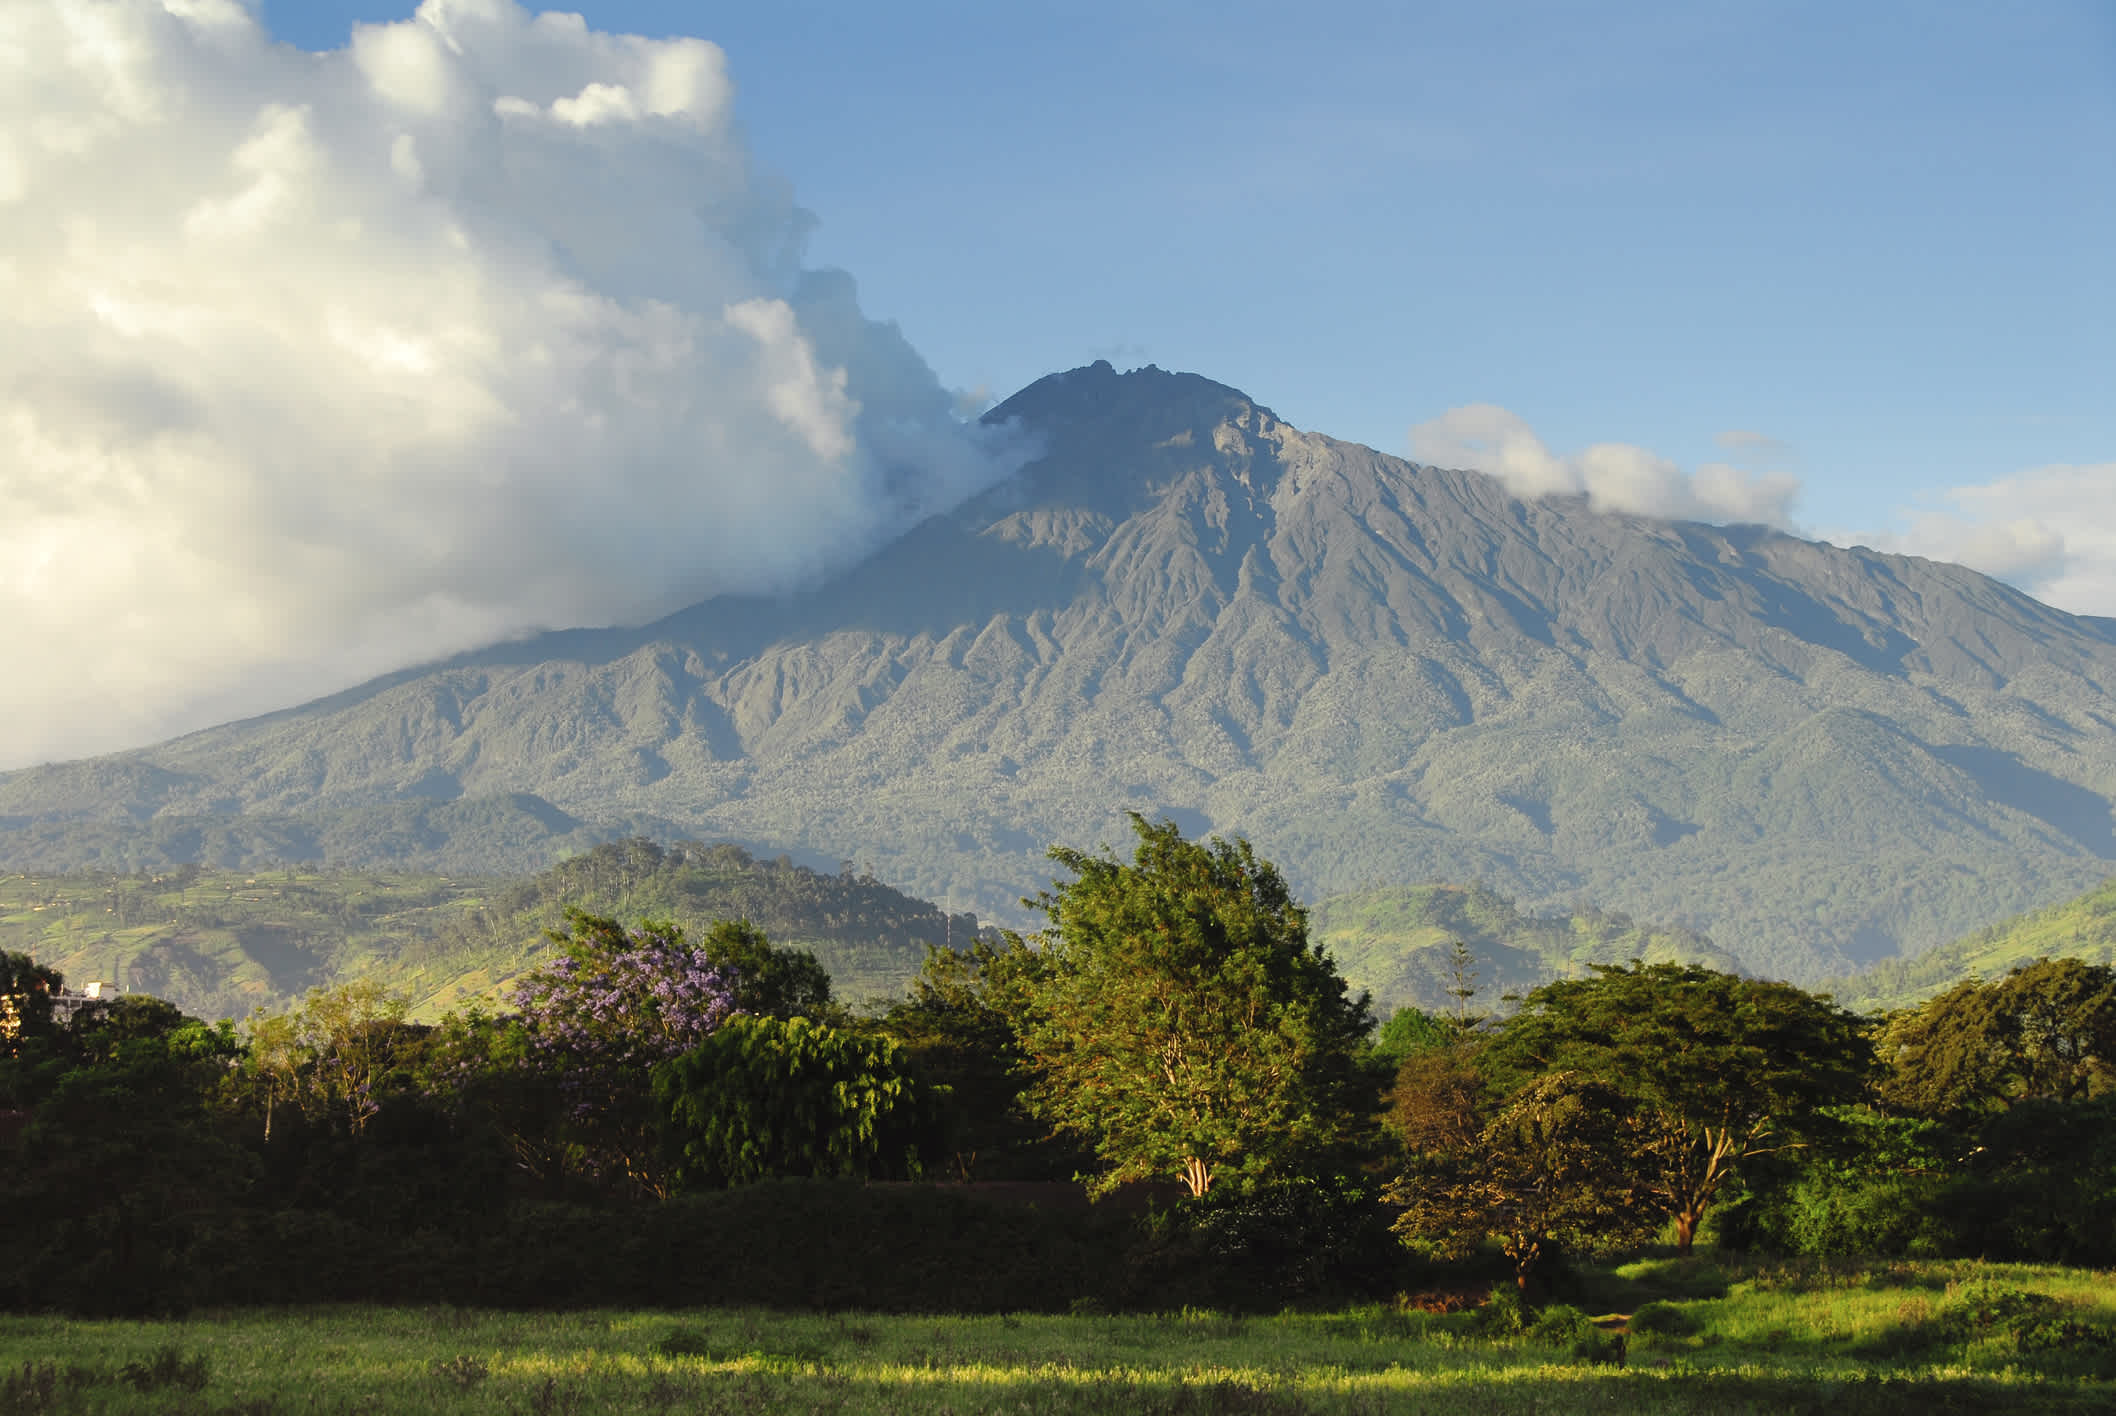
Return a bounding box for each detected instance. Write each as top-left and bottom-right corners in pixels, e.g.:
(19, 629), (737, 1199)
(2, 0), (2112, 768)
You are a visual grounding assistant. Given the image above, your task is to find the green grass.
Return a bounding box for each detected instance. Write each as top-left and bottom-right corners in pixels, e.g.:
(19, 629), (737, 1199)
(2, 1259), (2111, 1414)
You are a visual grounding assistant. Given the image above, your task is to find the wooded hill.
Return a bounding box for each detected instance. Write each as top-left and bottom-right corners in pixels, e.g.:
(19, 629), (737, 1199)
(1311, 883), (1744, 1018)
(1, 839), (976, 1020)
(1826, 873), (2116, 1013)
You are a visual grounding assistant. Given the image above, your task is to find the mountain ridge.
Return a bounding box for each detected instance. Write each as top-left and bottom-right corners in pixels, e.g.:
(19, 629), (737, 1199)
(6, 362), (2115, 980)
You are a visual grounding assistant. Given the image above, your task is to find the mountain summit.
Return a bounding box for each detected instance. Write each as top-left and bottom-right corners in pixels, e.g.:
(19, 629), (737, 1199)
(6, 364), (2114, 979)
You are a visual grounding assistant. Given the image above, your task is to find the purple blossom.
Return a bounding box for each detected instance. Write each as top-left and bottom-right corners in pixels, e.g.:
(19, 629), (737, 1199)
(507, 920), (740, 1124)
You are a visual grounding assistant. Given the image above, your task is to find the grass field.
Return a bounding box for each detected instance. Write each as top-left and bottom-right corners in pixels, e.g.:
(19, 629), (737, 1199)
(3, 1257), (2112, 1414)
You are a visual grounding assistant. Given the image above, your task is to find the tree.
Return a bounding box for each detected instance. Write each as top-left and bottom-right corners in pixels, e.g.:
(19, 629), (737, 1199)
(653, 1016), (943, 1187)
(1, 950), (61, 1056)
(879, 932), (1070, 1181)
(1018, 815), (1377, 1198)
(504, 910), (739, 1195)
(695, 918), (835, 1021)
(1388, 1069), (1652, 1290)
(1370, 1005), (1457, 1070)
(1487, 961), (1870, 1252)
(1878, 957), (2116, 1119)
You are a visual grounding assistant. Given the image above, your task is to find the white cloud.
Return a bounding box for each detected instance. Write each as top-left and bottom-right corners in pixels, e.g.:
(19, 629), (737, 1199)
(1408, 404), (1801, 528)
(1833, 464), (2116, 618)
(0, 0), (1025, 769)
(1714, 428), (1794, 463)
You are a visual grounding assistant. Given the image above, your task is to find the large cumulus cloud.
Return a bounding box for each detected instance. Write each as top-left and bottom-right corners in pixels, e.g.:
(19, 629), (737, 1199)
(0, 0), (1023, 768)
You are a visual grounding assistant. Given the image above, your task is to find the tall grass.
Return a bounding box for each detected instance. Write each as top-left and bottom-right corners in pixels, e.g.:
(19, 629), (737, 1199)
(1, 1258), (2110, 1414)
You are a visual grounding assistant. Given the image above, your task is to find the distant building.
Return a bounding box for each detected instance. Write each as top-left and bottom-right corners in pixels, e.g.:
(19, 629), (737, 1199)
(49, 981), (122, 1026)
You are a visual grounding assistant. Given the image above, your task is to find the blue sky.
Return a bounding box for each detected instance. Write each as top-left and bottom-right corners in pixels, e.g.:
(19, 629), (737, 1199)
(259, 1), (2115, 540)
(1, 1), (2111, 765)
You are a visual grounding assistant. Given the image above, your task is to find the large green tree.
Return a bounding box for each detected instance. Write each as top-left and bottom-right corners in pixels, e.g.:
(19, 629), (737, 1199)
(1487, 961), (1870, 1252)
(879, 932), (1078, 1181)
(653, 1016), (942, 1186)
(1018, 815), (1377, 1198)
(1878, 957), (2116, 1118)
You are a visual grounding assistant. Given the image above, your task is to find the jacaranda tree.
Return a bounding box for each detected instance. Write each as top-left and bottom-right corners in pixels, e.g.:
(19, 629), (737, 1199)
(507, 910), (739, 1195)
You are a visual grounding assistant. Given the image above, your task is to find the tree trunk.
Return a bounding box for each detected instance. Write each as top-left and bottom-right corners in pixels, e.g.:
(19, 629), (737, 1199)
(1674, 1207), (1701, 1254)
(1182, 1155), (1212, 1197)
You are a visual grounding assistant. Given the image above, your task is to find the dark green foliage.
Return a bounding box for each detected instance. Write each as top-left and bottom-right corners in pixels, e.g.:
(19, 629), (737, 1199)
(1935, 1098), (2116, 1266)
(653, 1016), (944, 1186)
(1488, 962), (1872, 1252)
(1020, 815), (1379, 1198)
(1140, 1177), (1410, 1307)
(0, 1012), (255, 1315)
(0, 950), (59, 1055)
(878, 933), (1083, 1181)
(1721, 1110), (1954, 1260)
(1878, 957), (2116, 1119)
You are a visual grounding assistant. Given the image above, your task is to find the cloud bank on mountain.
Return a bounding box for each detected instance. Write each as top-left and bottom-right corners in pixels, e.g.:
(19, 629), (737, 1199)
(1841, 464), (2116, 619)
(1413, 405), (2116, 620)
(1408, 404), (1802, 528)
(0, 0), (1023, 768)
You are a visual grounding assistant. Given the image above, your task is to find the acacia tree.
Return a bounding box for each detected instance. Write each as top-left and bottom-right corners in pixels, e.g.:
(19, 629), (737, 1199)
(1388, 1068), (1651, 1290)
(1487, 962), (1870, 1252)
(1019, 815), (1376, 1198)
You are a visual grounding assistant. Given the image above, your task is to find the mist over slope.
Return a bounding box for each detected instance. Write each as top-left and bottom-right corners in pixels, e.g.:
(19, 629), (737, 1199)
(6, 362), (2115, 980)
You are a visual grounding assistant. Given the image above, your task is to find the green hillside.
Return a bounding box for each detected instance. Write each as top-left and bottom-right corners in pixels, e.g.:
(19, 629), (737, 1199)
(1310, 882), (1744, 1019)
(1, 838), (978, 1021)
(1822, 872), (2116, 1013)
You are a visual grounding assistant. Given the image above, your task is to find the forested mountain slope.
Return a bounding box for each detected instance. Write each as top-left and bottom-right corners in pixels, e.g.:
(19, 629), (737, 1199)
(6, 362), (2116, 979)
(1825, 872), (2116, 1013)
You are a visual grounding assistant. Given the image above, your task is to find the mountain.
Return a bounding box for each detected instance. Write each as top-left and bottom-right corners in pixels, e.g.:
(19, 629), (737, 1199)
(5, 361), (2116, 980)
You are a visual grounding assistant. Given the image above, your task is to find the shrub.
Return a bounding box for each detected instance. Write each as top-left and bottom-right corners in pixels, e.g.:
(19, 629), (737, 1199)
(1627, 1301), (1698, 1337)
(1470, 1284), (1533, 1337)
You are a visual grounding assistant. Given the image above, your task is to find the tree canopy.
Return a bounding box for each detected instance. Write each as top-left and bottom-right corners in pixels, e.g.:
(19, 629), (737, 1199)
(1485, 961), (1871, 1251)
(1018, 814), (1377, 1198)
(1878, 957), (2116, 1119)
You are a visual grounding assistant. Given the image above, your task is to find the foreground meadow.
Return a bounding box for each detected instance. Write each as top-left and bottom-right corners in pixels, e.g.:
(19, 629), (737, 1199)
(3, 1258), (2113, 1415)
